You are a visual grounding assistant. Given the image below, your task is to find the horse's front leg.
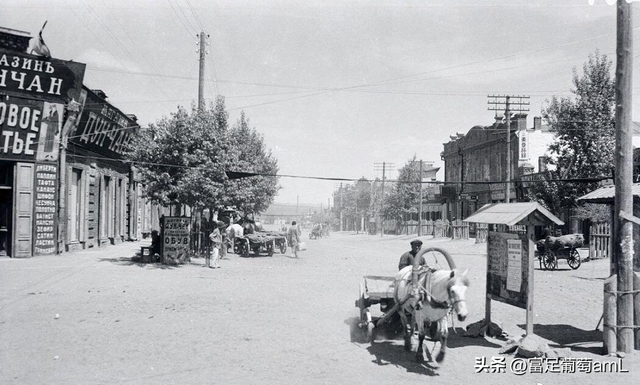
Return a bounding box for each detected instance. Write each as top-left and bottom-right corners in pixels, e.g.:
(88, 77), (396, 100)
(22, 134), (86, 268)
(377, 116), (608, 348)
(436, 335), (447, 363)
(416, 332), (425, 363)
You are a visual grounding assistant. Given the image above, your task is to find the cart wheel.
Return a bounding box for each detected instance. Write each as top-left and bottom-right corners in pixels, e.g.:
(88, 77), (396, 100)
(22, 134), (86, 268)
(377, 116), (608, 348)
(279, 243), (287, 254)
(240, 243), (249, 258)
(416, 247), (457, 270)
(567, 248), (581, 270)
(542, 252), (557, 270)
(358, 282), (375, 343)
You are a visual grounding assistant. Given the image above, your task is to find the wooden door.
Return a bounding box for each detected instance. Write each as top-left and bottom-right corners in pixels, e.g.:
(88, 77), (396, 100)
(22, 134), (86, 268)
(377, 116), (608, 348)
(13, 163), (34, 257)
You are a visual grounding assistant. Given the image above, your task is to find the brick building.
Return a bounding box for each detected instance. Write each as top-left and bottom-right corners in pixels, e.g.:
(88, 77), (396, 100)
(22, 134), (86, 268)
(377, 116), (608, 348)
(441, 114), (554, 221)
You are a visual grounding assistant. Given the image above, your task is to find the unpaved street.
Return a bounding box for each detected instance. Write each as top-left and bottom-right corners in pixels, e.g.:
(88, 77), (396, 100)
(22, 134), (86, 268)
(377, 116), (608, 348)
(1, 230), (638, 384)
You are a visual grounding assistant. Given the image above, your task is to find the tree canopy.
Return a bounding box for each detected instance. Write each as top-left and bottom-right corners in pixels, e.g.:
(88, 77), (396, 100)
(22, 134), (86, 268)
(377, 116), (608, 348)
(526, 51), (615, 214)
(126, 96), (279, 214)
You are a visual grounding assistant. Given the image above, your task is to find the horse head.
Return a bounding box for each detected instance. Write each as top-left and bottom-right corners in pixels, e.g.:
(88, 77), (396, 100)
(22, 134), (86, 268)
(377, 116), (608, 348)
(446, 269), (469, 322)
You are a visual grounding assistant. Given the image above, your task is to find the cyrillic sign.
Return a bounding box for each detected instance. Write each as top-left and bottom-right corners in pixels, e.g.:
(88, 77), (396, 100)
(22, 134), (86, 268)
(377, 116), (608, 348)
(70, 88), (136, 159)
(0, 97), (63, 162)
(0, 49), (85, 103)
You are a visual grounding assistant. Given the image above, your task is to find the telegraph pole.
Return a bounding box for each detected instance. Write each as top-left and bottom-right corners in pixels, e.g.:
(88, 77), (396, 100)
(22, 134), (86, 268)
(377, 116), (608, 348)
(488, 95), (530, 203)
(197, 30), (209, 111)
(614, 0), (634, 355)
(418, 160), (424, 236)
(339, 183), (343, 231)
(374, 162), (394, 237)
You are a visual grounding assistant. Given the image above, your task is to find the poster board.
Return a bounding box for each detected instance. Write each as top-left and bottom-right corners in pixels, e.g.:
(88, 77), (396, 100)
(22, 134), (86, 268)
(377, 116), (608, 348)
(486, 231), (530, 309)
(161, 216), (190, 264)
(33, 163), (57, 255)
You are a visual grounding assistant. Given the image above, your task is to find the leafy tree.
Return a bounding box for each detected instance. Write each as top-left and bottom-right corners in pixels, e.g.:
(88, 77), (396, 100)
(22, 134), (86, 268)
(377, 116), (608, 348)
(126, 96), (279, 217)
(126, 103), (227, 211)
(527, 51), (615, 216)
(219, 111), (280, 214)
(382, 155), (422, 223)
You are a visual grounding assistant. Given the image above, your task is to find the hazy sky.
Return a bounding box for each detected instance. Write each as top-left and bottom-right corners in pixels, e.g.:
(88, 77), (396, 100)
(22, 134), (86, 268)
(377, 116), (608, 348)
(4, 0), (640, 206)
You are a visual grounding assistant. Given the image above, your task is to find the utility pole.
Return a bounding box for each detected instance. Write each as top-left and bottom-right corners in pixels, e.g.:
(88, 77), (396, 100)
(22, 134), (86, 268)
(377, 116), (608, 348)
(488, 95), (530, 203)
(374, 162), (394, 237)
(197, 30), (209, 111)
(418, 159), (424, 237)
(614, 0), (634, 355)
(339, 184), (343, 231)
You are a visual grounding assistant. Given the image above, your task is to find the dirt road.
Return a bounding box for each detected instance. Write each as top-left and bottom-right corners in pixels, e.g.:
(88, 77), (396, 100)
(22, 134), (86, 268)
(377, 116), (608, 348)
(0, 229), (637, 384)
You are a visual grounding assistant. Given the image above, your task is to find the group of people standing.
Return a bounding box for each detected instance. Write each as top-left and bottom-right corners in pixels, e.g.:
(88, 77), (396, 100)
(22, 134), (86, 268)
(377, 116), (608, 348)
(205, 219), (303, 267)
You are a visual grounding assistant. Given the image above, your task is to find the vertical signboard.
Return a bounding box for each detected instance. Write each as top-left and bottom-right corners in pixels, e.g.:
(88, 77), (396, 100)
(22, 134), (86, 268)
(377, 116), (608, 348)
(518, 130), (529, 161)
(486, 231), (529, 309)
(33, 163), (57, 254)
(162, 216), (190, 264)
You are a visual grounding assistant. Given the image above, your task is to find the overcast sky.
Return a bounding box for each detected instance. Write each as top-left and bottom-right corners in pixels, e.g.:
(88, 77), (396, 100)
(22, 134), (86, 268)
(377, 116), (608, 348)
(4, 0), (640, 206)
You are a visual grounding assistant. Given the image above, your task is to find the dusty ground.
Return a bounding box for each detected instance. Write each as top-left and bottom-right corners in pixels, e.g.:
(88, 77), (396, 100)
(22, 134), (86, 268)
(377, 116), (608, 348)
(0, 228), (638, 385)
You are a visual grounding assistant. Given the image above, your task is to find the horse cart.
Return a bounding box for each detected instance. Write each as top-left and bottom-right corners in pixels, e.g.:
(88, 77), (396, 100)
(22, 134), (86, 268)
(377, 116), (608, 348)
(354, 246), (463, 365)
(233, 232), (287, 257)
(536, 234), (583, 270)
(309, 225), (322, 240)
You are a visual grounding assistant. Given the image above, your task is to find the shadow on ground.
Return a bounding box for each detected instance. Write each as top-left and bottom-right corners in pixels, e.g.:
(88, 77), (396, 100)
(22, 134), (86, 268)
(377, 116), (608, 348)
(98, 256), (180, 269)
(447, 330), (503, 349)
(517, 323), (604, 355)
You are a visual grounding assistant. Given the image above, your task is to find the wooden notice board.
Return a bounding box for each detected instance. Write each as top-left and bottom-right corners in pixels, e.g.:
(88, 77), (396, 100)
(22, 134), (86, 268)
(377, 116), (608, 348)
(486, 231), (530, 309)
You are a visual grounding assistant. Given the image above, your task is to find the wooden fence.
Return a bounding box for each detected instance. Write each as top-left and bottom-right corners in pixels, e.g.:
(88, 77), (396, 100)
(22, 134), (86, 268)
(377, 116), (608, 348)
(451, 219), (469, 240)
(589, 221), (611, 260)
(475, 223), (488, 243)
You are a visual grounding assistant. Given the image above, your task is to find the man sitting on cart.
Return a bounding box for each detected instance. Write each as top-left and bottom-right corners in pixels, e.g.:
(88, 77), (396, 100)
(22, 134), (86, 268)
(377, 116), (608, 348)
(398, 239), (426, 270)
(398, 239), (429, 303)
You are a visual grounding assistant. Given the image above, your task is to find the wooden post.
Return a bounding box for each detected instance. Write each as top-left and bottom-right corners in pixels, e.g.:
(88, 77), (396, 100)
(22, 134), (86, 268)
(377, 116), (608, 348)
(614, 0), (634, 354)
(526, 222), (535, 336)
(604, 275), (617, 355)
(635, 273), (640, 350)
(418, 160), (423, 237)
(505, 97), (511, 203)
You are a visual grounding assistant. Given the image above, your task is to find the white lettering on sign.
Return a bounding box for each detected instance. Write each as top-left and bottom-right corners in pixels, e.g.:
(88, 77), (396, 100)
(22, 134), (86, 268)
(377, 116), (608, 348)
(518, 130), (529, 161)
(0, 54), (66, 97)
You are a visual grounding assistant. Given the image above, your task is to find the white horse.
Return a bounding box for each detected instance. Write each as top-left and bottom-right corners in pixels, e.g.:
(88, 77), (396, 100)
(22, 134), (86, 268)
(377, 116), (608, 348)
(226, 224), (244, 251)
(394, 266), (469, 364)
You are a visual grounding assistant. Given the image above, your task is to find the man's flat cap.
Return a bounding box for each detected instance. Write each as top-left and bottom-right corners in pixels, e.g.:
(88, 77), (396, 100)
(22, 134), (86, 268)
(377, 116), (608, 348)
(410, 239), (423, 246)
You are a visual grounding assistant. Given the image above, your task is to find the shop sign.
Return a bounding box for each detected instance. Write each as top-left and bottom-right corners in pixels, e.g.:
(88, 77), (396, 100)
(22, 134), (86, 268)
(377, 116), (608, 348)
(518, 130), (529, 161)
(490, 183), (517, 201)
(0, 97), (63, 162)
(0, 49), (85, 103)
(71, 88), (136, 159)
(33, 163), (58, 255)
(162, 217), (191, 264)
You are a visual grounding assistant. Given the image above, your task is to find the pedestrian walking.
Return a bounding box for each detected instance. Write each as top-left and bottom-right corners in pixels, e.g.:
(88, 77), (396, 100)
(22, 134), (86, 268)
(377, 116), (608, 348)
(287, 220), (301, 258)
(208, 222), (222, 268)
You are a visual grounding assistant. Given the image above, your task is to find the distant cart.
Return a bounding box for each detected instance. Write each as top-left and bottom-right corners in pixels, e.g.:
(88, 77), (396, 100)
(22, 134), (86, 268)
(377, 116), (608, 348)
(536, 234), (583, 270)
(234, 232), (287, 257)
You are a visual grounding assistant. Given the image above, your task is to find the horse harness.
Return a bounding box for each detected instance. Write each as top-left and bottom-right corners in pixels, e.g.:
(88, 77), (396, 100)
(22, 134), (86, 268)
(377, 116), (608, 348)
(416, 268), (464, 312)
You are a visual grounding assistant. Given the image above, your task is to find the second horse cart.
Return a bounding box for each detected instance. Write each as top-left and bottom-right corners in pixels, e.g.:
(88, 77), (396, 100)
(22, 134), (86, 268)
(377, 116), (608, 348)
(536, 234), (583, 270)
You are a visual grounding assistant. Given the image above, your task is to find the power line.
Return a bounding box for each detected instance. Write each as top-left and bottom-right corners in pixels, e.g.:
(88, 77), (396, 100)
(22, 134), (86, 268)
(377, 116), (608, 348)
(61, 154), (613, 185)
(165, 0), (197, 39)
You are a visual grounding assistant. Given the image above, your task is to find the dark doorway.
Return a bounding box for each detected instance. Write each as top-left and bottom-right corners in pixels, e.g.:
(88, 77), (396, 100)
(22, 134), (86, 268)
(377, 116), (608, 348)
(0, 162), (14, 257)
